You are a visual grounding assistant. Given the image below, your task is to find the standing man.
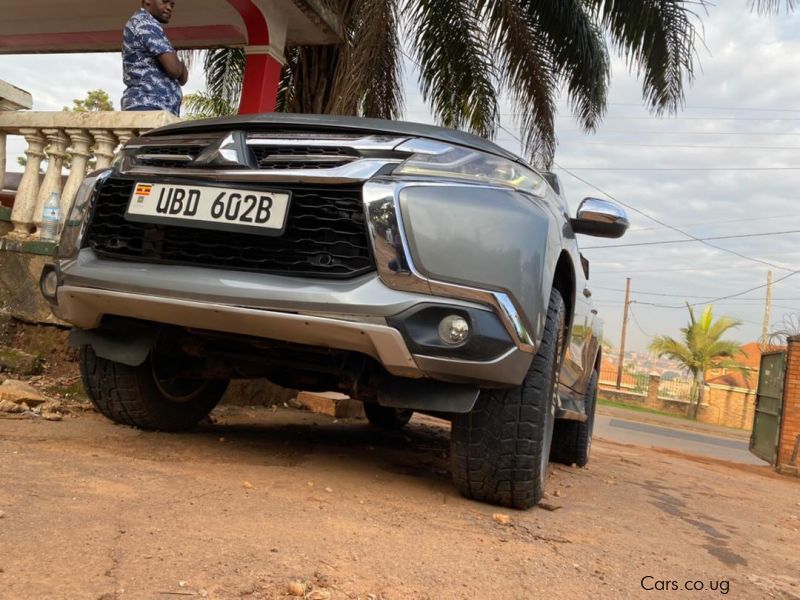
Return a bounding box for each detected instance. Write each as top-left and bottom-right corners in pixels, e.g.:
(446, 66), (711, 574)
(121, 0), (188, 116)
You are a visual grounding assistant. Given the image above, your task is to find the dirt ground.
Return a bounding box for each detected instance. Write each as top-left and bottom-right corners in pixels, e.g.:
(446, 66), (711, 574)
(1, 404), (799, 600)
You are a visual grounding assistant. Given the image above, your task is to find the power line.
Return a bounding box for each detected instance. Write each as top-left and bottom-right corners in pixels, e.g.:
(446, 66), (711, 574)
(629, 213), (800, 233)
(593, 285), (800, 302)
(558, 130), (800, 136)
(628, 307), (654, 338)
(568, 141), (800, 151)
(557, 166), (800, 171)
(552, 161), (794, 272)
(631, 268), (800, 309)
(583, 229), (800, 250)
(607, 102), (800, 114)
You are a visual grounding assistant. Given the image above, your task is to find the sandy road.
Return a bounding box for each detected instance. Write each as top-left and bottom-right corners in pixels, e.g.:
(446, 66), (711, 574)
(1, 405), (799, 599)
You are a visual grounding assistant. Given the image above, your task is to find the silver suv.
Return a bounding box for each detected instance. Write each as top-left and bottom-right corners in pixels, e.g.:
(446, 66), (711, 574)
(42, 115), (628, 509)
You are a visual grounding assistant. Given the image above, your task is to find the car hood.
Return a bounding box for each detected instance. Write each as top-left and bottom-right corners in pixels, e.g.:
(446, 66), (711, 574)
(145, 113), (524, 165)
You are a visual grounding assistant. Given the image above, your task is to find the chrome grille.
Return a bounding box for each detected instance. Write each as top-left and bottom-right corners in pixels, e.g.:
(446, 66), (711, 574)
(84, 177), (374, 279)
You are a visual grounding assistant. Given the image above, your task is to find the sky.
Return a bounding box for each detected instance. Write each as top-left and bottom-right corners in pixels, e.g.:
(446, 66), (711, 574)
(1, 2), (799, 353)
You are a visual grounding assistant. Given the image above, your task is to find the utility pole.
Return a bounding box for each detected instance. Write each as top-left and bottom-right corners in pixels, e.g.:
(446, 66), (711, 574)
(616, 277), (631, 389)
(761, 270), (773, 347)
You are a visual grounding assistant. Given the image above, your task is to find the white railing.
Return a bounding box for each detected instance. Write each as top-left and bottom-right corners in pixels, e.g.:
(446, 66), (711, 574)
(0, 111), (181, 238)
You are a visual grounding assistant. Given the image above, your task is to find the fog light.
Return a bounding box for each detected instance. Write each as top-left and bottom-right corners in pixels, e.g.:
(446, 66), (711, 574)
(41, 270), (58, 299)
(438, 315), (470, 345)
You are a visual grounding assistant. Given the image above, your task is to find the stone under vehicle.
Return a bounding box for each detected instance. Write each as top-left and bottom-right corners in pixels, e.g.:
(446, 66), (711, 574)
(41, 114), (629, 509)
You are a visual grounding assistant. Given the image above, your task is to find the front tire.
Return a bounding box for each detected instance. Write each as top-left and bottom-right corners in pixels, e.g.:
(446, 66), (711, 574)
(450, 288), (566, 509)
(79, 346), (228, 431)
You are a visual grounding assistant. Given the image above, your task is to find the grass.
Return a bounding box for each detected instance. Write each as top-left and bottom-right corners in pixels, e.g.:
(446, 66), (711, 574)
(598, 397), (694, 421)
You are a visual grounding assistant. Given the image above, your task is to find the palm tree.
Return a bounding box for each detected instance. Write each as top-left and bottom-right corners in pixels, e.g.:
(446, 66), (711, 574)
(189, 0), (705, 166)
(649, 305), (743, 420)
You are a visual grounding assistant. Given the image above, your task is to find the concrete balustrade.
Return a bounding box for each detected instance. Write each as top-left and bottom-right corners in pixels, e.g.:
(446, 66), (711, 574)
(0, 110), (181, 238)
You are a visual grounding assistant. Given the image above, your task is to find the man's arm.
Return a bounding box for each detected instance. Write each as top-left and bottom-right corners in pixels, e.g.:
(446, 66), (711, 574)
(157, 52), (188, 86)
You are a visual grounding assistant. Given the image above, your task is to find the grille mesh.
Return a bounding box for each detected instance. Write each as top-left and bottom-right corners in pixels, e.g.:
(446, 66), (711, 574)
(84, 177), (374, 278)
(135, 145), (205, 168)
(250, 145), (359, 170)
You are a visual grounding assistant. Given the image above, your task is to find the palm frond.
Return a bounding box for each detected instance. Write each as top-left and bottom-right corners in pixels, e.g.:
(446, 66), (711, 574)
(275, 47), (300, 113)
(518, 0), (609, 132)
(586, 0), (704, 115)
(203, 48), (246, 109)
(183, 91), (238, 119)
(407, 0), (499, 139)
(750, 0), (798, 13)
(478, 0), (556, 164)
(350, 0), (404, 119)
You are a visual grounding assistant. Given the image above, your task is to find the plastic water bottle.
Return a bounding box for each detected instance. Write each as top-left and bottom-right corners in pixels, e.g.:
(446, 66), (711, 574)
(40, 192), (61, 242)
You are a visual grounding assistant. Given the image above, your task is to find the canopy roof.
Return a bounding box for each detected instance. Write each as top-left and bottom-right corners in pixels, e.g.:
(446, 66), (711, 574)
(0, 0), (338, 54)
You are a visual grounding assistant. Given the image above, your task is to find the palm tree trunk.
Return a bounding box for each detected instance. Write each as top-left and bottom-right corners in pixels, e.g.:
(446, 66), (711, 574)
(690, 374), (705, 420)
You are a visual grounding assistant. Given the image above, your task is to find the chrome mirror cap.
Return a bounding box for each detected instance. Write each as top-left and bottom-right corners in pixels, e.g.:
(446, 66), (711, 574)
(571, 197), (630, 238)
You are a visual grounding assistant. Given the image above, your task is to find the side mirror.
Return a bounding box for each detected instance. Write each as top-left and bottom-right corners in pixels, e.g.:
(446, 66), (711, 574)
(571, 197), (630, 239)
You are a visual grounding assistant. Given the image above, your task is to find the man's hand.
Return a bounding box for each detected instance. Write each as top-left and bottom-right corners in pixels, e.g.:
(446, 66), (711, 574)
(157, 52), (188, 86)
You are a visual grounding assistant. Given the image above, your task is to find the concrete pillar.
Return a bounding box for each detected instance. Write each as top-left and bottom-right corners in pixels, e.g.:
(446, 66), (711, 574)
(34, 128), (69, 233)
(10, 128), (46, 235)
(61, 129), (93, 213)
(645, 374), (661, 409)
(239, 50), (284, 114)
(113, 129), (134, 148)
(90, 130), (117, 170)
(778, 336), (800, 473)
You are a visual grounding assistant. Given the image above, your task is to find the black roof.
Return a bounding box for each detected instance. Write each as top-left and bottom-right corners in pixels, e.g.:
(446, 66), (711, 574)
(146, 113), (523, 164)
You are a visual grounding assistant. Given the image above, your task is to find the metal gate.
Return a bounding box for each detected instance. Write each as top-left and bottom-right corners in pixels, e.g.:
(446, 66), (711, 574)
(750, 351), (786, 464)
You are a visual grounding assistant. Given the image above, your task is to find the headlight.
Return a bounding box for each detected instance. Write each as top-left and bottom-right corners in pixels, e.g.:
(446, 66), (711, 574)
(57, 169), (111, 259)
(394, 140), (547, 196)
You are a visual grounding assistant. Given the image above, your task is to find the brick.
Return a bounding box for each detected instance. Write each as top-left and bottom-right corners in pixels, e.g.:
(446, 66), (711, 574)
(297, 391), (365, 419)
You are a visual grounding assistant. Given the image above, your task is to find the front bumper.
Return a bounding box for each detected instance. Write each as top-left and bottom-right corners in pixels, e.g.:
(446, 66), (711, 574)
(53, 251), (533, 387)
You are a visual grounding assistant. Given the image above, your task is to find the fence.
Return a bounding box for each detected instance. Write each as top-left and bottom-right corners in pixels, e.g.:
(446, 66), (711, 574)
(599, 363), (691, 400)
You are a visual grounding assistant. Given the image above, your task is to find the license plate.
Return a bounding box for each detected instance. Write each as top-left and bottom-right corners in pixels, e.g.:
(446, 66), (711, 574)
(125, 182), (291, 235)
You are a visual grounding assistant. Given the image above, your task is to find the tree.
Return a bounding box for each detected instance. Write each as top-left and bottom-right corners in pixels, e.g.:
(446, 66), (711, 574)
(62, 89), (114, 113)
(18, 89), (113, 170)
(649, 305), (743, 420)
(191, 0), (704, 166)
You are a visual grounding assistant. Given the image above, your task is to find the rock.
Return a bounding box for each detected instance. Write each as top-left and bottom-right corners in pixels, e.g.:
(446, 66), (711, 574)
(0, 379), (46, 407)
(538, 502), (563, 512)
(325, 487), (333, 493)
(0, 510), (6, 518)
(493, 513), (513, 526)
(0, 399), (24, 413)
(243, 481), (254, 490)
(307, 590), (331, 600)
(0, 347), (43, 376)
(553, 490), (563, 497)
(288, 581), (305, 597)
(297, 391), (365, 419)
(42, 412), (63, 422)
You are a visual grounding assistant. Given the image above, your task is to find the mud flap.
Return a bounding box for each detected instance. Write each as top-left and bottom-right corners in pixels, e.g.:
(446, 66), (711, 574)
(68, 320), (158, 367)
(378, 377), (479, 414)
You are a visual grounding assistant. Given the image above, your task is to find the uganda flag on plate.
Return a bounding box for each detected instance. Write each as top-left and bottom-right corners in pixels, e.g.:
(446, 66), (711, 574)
(134, 183), (153, 204)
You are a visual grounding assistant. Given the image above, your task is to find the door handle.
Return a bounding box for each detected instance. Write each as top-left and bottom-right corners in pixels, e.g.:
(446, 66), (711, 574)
(591, 309), (598, 315)
(583, 288), (592, 298)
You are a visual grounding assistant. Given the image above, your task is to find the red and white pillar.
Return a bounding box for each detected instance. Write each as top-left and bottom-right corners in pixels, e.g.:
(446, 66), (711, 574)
(225, 0), (288, 114)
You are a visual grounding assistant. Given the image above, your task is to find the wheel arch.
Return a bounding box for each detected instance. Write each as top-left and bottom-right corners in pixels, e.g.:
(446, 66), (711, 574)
(551, 251), (576, 339)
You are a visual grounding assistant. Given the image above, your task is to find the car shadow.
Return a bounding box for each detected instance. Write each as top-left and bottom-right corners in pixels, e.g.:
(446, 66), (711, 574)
(186, 408), (455, 485)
